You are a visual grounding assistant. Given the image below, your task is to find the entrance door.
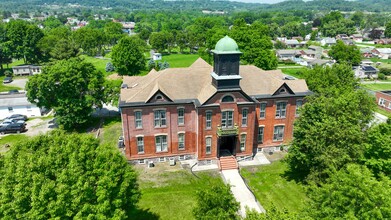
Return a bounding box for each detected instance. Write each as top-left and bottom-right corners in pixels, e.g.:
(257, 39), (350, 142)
(218, 135), (236, 157)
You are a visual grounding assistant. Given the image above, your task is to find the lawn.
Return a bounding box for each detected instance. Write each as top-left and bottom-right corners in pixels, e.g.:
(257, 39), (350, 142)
(0, 78), (21, 92)
(160, 54), (200, 68)
(80, 55), (111, 76)
(279, 68), (307, 79)
(135, 167), (222, 220)
(361, 83), (391, 91)
(241, 161), (308, 213)
(99, 116), (122, 147)
(0, 134), (27, 154)
(375, 107), (391, 118)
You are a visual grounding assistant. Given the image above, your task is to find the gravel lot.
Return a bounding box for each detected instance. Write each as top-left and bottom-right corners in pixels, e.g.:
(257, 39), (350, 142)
(24, 117), (57, 136)
(8, 78), (28, 90)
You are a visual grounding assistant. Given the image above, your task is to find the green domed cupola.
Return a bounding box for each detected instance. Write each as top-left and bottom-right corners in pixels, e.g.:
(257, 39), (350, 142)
(211, 36), (242, 90)
(213, 36), (241, 54)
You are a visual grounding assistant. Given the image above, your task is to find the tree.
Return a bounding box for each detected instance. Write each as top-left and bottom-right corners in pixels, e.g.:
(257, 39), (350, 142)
(73, 27), (106, 56)
(149, 31), (174, 53)
(254, 49), (278, 70)
(385, 22), (391, 38)
(363, 120), (391, 177)
(193, 183), (239, 220)
(0, 130), (140, 219)
(112, 36), (146, 75)
(274, 40), (286, 49)
(26, 58), (105, 129)
(244, 206), (300, 220)
(104, 21), (124, 46)
(329, 40), (361, 66)
(147, 59), (156, 70)
(286, 64), (375, 182)
(6, 20), (44, 63)
(105, 62), (115, 72)
(43, 16), (63, 30)
(304, 164), (391, 219)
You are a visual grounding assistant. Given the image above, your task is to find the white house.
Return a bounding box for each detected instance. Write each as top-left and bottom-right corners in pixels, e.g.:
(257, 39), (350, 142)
(153, 53), (162, 61)
(0, 91), (41, 120)
(12, 65), (42, 76)
(320, 37), (337, 47)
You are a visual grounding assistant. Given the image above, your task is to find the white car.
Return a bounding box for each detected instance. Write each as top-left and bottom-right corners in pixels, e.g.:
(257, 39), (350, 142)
(0, 119), (26, 126)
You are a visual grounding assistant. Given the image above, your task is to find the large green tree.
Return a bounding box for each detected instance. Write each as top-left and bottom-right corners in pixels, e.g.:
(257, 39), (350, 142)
(304, 164), (391, 219)
(328, 40), (361, 66)
(385, 22), (391, 38)
(112, 36), (146, 75)
(73, 27), (106, 56)
(26, 58), (105, 129)
(193, 183), (239, 220)
(104, 21), (125, 46)
(286, 64), (375, 182)
(6, 19), (44, 63)
(363, 120), (391, 177)
(0, 130), (140, 219)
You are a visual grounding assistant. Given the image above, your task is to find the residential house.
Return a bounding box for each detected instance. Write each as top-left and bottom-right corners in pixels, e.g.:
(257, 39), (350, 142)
(119, 36), (311, 165)
(0, 91), (41, 120)
(355, 65), (379, 79)
(12, 65), (42, 76)
(284, 39), (306, 48)
(351, 34), (363, 43)
(371, 48), (391, 59)
(374, 39), (391, 45)
(308, 45), (323, 59)
(120, 22), (136, 35)
(320, 37), (337, 47)
(336, 34), (349, 40)
(306, 59), (334, 68)
(276, 50), (301, 60)
(375, 90), (391, 112)
(361, 47), (374, 58)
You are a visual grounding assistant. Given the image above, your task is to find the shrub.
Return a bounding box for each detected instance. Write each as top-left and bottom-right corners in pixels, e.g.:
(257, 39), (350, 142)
(105, 62), (114, 72)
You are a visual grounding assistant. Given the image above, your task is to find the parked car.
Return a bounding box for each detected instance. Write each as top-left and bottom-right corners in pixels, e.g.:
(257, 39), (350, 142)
(0, 123), (26, 135)
(0, 119), (26, 126)
(3, 76), (12, 84)
(6, 114), (28, 121)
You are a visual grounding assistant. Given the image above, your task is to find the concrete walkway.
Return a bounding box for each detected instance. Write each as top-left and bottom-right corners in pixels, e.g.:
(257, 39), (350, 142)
(239, 152), (271, 167)
(221, 169), (265, 217)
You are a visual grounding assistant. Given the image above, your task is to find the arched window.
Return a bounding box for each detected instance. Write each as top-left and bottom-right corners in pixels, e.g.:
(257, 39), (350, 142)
(156, 95), (163, 100)
(222, 95), (234, 102)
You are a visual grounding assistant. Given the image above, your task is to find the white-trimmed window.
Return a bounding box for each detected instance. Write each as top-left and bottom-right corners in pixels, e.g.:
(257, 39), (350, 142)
(178, 133), (185, 150)
(275, 102), (287, 118)
(138, 159), (145, 164)
(221, 111), (234, 128)
(260, 103), (266, 119)
(206, 111), (212, 129)
(242, 109), (248, 127)
(155, 135), (168, 152)
(379, 98), (386, 106)
(206, 137), (212, 154)
(240, 134), (246, 151)
(178, 108), (185, 125)
(135, 111), (142, 128)
(258, 127), (264, 144)
(137, 136), (144, 153)
(8, 107), (13, 112)
(295, 100), (303, 117)
(154, 110), (166, 127)
(222, 95), (234, 102)
(273, 125), (285, 141)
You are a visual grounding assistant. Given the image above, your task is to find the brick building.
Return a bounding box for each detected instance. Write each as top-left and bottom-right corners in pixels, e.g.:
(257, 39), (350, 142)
(375, 90), (391, 112)
(119, 36), (311, 165)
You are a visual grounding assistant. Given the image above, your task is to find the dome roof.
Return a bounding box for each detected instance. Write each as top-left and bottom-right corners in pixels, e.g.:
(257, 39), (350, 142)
(213, 36), (241, 54)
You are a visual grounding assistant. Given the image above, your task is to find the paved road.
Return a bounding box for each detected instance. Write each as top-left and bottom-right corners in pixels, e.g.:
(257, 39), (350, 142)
(361, 81), (391, 84)
(222, 169), (265, 217)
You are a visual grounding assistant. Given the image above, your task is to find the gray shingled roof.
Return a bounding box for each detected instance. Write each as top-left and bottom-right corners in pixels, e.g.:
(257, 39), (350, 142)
(120, 58), (310, 106)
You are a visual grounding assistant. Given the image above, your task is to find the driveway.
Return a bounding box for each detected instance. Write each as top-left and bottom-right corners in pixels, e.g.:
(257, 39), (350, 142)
(24, 117), (57, 136)
(8, 78), (28, 90)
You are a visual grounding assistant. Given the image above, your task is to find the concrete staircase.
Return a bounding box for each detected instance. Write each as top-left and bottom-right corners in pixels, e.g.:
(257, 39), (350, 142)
(219, 156), (238, 170)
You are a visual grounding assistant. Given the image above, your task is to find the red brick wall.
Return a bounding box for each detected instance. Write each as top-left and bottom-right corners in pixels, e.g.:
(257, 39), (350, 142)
(256, 97), (304, 148)
(121, 104), (197, 160)
(375, 91), (391, 112)
(121, 95), (304, 160)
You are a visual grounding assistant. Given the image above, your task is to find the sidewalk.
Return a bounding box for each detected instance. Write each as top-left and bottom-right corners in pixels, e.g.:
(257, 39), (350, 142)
(221, 169), (265, 217)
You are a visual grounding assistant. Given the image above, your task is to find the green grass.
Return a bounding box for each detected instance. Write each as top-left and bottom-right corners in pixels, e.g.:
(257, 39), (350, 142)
(279, 68), (306, 79)
(80, 55), (111, 76)
(241, 161), (308, 212)
(136, 170), (221, 220)
(99, 116), (122, 146)
(375, 107), (391, 118)
(0, 134), (27, 154)
(0, 76), (22, 92)
(361, 83), (391, 91)
(160, 54), (200, 68)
